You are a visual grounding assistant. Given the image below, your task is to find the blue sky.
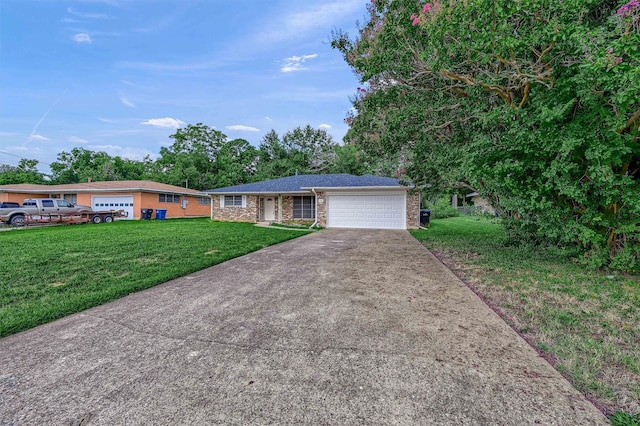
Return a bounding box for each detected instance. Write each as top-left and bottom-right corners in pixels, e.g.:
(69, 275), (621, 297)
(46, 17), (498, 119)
(0, 0), (367, 174)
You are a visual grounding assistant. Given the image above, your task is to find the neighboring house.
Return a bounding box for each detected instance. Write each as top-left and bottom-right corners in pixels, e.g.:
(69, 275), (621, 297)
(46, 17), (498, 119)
(206, 174), (420, 230)
(0, 180), (211, 220)
(465, 192), (496, 215)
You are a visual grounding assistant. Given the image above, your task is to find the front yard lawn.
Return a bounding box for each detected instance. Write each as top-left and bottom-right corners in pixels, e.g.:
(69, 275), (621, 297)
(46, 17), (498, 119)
(411, 216), (639, 420)
(0, 219), (309, 337)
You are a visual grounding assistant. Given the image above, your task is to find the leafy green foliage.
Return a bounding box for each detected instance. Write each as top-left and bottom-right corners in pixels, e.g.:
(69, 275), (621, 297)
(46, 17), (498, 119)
(426, 196), (460, 219)
(255, 125), (341, 179)
(0, 219), (308, 337)
(154, 123), (227, 189)
(333, 0), (640, 269)
(50, 147), (153, 184)
(0, 159), (46, 184)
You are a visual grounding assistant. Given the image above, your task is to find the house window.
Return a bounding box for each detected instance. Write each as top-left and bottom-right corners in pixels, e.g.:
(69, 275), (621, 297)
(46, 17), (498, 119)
(223, 195), (244, 207)
(293, 196), (315, 219)
(159, 193), (180, 203)
(198, 197), (210, 205)
(63, 194), (77, 203)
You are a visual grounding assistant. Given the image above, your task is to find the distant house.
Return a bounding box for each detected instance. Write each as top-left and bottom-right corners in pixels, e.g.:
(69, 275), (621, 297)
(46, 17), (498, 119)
(0, 180), (211, 220)
(205, 174), (419, 230)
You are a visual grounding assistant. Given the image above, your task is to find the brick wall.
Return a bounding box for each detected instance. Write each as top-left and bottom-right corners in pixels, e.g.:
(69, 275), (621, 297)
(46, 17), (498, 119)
(316, 191), (327, 227)
(281, 196), (293, 222)
(281, 194), (322, 226)
(212, 195), (259, 222)
(406, 191), (420, 229)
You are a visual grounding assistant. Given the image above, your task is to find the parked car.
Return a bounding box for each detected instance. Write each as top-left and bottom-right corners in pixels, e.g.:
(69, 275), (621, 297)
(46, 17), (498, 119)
(0, 198), (127, 226)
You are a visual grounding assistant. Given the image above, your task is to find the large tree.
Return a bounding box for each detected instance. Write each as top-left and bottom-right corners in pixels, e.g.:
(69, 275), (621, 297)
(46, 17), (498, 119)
(50, 148), (152, 184)
(0, 159), (47, 184)
(256, 125), (341, 179)
(333, 0), (640, 269)
(154, 123), (227, 190)
(213, 138), (260, 188)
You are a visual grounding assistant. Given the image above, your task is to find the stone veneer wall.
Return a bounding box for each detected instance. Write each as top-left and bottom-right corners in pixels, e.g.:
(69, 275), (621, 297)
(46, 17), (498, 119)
(281, 196), (293, 222)
(280, 194), (323, 225)
(315, 191), (327, 227)
(406, 191), (420, 229)
(212, 195), (259, 222)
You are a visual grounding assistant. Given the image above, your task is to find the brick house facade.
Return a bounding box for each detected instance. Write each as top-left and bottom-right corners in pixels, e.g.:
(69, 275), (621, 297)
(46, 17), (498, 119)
(208, 174), (420, 230)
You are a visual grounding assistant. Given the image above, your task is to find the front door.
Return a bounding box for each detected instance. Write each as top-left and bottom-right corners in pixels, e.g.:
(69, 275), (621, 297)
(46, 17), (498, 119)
(264, 197), (275, 221)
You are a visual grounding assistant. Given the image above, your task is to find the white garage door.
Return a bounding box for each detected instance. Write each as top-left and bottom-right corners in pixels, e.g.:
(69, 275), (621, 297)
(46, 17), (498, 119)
(327, 193), (406, 229)
(92, 196), (134, 220)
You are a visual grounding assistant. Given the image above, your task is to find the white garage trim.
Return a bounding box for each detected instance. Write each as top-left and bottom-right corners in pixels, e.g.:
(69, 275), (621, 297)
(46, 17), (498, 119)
(91, 195), (134, 220)
(326, 191), (406, 229)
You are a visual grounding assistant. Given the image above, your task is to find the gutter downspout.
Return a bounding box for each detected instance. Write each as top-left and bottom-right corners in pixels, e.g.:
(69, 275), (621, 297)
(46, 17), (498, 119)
(310, 188), (318, 229)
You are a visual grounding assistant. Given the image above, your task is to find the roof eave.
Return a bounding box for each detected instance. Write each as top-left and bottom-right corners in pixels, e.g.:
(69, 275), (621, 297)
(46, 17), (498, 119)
(207, 190), (310, 195)
(300, 185), (412, 191)
(0, 188), (209, 196)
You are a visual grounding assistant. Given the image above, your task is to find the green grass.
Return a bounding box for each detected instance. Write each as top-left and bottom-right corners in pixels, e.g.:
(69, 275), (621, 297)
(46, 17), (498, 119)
(0, 219), (309, 337)
(411, 216), (640, 417)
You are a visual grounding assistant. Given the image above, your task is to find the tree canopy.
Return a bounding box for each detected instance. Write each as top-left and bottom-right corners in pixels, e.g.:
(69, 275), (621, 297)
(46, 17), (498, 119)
(2, 124), (373, 191)
(332, 0), (639, 269)
(0, 160), (47, 185)
(50, 148), (153, 184)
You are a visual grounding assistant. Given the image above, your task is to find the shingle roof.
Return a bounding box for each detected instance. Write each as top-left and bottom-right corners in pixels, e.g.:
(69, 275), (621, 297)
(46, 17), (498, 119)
(205, 174), (409, 194)
(0, 180), (206, 195)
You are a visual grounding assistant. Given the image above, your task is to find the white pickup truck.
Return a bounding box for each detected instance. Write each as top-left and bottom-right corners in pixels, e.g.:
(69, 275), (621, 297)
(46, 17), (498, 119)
(0, 198), (127, 226)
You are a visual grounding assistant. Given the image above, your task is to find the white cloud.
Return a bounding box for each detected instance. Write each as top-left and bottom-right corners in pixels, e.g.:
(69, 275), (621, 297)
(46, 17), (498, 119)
(120, 97), (135, 108)
(72, 33), (92, 44)
(89, 144), (121, 151)
(68, 136), (89, 144)
(265, 117), (273, 121)
(97, 118), (116, 123)
(260, 1), (363, 44)
(226, 125), (260, 132)
(141, 118), (185, 129)
(281, 54), (318, 73)
(67, 8), (109, 19)
(29, 134), (50, 141)
(318, 124), (332, 130)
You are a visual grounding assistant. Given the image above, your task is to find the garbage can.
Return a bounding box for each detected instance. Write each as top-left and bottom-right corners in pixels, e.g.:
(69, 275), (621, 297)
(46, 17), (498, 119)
(141, 208), (153, 220)
(420, 209), (431, 226)
(155, 209), (167, 220)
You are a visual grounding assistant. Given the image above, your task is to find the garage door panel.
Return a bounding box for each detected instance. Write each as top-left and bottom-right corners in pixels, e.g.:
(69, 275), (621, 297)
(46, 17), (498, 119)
(327, 193), (406, 229)
(92, 196), (134, 220)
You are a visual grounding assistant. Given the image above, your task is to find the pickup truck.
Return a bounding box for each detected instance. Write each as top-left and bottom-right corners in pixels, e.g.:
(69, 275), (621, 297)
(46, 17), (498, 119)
(0, 198), (127, 226)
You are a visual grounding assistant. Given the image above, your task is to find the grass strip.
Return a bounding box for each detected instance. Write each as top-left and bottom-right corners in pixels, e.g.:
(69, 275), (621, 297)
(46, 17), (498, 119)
(0, 219), (308, 337)
(411, 216), (639, 418)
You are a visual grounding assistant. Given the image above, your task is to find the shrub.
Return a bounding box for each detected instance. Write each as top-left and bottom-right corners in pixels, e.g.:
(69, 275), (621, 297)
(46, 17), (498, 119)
(427, 196), (461, 219)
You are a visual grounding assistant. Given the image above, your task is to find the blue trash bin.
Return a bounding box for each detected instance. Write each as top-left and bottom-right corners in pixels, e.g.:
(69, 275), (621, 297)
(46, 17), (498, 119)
(155, 209), (167, 220)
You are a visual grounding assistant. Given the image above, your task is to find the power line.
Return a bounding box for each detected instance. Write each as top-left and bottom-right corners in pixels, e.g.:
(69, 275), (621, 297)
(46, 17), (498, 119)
(0, 150), (52, 166)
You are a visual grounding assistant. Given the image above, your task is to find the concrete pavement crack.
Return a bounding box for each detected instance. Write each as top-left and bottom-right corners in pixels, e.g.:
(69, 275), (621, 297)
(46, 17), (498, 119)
(85, 313), (419, 360)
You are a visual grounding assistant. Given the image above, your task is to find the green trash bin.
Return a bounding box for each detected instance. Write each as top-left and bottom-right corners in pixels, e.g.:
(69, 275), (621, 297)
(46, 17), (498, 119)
(155, 209), (167, 220)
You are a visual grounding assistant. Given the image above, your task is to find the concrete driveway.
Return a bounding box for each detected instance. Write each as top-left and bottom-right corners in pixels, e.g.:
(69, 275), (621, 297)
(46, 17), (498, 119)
(0, 229), (606, 425)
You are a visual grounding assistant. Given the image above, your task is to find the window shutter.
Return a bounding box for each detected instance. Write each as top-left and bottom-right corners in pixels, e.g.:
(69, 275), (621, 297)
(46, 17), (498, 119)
(241, 196), (247, 208)
(220, 195), (225, 208)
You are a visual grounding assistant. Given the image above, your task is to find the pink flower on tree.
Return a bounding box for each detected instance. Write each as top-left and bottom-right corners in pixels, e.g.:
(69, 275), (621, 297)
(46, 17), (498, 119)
(617, 0), (640, 17)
